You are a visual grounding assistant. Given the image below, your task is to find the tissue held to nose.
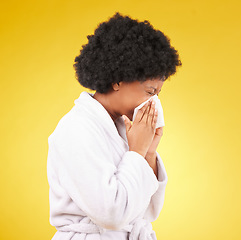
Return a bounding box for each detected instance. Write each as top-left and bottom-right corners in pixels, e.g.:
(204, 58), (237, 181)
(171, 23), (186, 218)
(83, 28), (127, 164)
(132, 95), (165, 129)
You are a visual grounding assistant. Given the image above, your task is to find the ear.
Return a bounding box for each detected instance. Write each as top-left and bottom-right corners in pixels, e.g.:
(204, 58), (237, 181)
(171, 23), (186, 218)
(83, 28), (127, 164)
(112, 82), (122, 91)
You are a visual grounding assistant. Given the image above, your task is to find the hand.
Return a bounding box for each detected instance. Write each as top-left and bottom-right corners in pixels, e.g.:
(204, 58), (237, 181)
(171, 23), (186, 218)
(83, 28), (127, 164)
(123, 99), (158, 157)
(145, 127), (163, 155)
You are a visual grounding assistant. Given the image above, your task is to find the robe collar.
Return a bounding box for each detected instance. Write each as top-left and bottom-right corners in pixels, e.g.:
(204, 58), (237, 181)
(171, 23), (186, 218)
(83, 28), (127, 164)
(74, 91), (129, 149)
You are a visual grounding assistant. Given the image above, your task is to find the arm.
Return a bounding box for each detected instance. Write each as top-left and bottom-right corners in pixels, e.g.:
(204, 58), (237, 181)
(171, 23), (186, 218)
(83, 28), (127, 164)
(145, 152), (158, 178)
(143, 151), (168, 222)
(49, 120), (161, 230)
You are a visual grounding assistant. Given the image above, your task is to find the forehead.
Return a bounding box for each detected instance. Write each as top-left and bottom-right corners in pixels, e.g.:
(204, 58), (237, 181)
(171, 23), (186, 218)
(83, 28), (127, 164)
(121, 78), (164, 91)
(141, 79), (164, 88)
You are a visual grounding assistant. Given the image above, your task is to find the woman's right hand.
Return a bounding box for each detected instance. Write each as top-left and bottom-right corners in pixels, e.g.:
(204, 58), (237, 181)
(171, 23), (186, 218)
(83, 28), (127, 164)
(122, 99), (158, 158)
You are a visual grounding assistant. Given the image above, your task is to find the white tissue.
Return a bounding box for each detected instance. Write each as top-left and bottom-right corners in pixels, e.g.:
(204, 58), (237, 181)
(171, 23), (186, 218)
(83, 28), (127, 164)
(132, 95), (165, 128)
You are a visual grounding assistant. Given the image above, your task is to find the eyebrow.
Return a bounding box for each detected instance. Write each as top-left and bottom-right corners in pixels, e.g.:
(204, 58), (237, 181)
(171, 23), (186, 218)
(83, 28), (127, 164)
(147, 86), (161, 93)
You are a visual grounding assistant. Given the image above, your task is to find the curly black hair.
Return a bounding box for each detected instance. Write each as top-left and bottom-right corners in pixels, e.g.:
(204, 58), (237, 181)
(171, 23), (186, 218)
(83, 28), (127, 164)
(73, 12), (182, 93)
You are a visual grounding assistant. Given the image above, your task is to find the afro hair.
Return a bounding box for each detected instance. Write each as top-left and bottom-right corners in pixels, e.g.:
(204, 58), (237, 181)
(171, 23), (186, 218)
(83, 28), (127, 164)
(73, 12), (182, 93)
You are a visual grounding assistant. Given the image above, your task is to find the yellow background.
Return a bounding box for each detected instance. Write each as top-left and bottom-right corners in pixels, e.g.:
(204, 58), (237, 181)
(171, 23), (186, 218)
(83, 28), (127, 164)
(1, 0), (240, 239)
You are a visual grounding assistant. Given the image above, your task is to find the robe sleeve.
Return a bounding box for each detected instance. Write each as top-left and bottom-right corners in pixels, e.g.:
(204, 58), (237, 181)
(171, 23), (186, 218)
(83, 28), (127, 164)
(143, 151), (168, 222)
(48, 118), (161, 231)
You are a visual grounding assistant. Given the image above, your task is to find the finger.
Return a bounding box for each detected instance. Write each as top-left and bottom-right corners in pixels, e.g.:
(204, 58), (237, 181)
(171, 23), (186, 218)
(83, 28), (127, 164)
(147, 100), (155, 126)
(122, 115), (132, 132)
(141, 100), (152, 123)
(152, 108), (158, 129)
(134, 100), (151, 123)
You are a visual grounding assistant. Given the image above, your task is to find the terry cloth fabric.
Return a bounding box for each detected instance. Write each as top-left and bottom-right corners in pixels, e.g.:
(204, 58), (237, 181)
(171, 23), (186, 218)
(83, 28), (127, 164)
(47, 91), (168, 240)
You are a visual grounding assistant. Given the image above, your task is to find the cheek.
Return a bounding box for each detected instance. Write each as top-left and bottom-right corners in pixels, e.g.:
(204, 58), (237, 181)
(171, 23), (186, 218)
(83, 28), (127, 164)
(128, 97), (151, 118)
(123, 96), (148, 119)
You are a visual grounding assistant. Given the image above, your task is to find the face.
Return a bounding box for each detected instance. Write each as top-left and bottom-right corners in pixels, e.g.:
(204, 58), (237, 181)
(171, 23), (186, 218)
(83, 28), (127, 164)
(113, 78), (164, 121)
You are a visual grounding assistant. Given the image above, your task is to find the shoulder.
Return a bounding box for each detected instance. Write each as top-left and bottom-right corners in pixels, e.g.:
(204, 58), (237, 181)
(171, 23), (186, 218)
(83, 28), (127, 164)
(48, 106), (103, 147)
(48, 106), (112, 163)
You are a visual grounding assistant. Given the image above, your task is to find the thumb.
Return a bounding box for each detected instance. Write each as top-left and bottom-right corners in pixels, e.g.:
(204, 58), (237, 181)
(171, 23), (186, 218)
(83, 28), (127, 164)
(122, 115), (132, 132)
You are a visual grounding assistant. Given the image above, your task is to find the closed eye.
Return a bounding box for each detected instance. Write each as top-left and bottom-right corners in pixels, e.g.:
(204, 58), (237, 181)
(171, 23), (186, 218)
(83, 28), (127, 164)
(148, 92), (160, 96)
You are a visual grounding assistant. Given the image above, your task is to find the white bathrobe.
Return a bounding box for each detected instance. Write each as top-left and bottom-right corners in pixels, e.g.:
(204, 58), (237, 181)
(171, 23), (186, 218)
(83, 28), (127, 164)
(47, 91), (168, 240)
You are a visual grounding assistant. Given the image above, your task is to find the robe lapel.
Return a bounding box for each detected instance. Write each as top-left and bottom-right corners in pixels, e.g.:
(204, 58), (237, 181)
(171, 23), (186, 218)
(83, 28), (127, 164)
(74, 91), (129, 162)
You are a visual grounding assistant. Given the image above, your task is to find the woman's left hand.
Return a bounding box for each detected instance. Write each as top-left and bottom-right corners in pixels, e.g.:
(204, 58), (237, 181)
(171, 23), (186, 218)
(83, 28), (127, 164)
(145, 127), (163, 155)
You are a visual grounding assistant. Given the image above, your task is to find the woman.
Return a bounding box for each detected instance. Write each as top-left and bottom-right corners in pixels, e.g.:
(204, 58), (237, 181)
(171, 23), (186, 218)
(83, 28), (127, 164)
(47, 12), (182, 240)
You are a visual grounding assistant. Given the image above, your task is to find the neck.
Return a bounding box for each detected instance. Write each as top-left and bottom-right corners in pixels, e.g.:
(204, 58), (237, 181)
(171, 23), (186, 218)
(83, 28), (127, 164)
(92, 92), (120, 122)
